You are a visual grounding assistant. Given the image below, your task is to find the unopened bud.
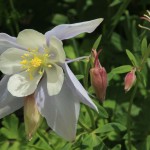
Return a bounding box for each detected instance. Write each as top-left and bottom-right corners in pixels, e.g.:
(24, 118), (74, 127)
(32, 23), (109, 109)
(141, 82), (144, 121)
(90, 67), (107, 101)
(124, 69), (136, 92)
(90, 49), (107, 101)
(24, 94), (42, 140)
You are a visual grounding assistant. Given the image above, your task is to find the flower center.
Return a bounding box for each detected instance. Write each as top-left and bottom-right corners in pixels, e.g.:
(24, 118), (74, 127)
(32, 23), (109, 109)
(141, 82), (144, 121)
(20, 48), (51, 79)
(31, 57), (42, 68)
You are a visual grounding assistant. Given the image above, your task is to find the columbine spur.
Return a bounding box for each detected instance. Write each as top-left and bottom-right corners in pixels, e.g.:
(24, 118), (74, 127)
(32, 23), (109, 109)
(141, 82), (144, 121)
(0, 18), (103, 141)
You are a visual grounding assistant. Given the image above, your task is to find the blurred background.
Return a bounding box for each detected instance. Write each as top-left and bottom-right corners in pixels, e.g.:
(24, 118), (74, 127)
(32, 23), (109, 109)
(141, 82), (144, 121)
(0, 0), (150, 149)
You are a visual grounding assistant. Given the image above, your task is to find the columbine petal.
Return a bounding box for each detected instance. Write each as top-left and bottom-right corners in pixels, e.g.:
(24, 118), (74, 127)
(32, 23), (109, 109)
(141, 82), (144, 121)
(45, 18), (103, 41)
(48, 36), (66, 63)
(0, 48), (28, 75)
(61, 63), (98, 111)
(0, 76), (23, 119)
(46, 64), (64, 96)
(7, 71), (42, 97)
(16, 29), (46, 49)
(35, 76), (80, 141)
(0, 33), (26, 54)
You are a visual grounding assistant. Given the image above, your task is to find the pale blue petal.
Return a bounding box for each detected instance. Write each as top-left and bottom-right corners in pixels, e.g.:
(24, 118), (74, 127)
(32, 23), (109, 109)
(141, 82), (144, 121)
(0, 76), (23, 119)
(35, 76), (80, 141)
(61, 63), (98, 111)
(45, 18), (103, 42)
(0, 33), (26, 54)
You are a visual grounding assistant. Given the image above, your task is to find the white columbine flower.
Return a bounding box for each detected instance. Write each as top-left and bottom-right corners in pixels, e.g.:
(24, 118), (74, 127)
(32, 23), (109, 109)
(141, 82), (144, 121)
(0, 18), (103, 141)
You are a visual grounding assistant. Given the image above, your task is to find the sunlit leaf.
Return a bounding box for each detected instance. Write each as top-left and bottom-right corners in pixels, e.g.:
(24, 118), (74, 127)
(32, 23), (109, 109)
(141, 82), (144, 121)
(93, 35), (102, 50)
(141, 37), (147, 56)
(111, 65), (132, 74)
(96, 104), (109, 119)
(111, 144), (121, 150)
(1, 114), (20, 139)
(0, 141), (9, 150)
(126, 49), (138, 66)
(93, 123), (126, 134)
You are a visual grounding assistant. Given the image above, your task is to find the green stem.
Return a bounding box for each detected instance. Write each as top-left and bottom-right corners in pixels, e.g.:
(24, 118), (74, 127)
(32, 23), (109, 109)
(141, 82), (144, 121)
(83, 58), (96, 129)
(71, 39), (83, 73)
(83, 59), (91, 90)
(9, 0), (20, 34)
(127, 83), (138, 150)
(106, 0), (131, 38)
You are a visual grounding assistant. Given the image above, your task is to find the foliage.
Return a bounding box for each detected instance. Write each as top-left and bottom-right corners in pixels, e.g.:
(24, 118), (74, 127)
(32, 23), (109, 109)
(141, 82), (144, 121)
(0, 0), (150, 150)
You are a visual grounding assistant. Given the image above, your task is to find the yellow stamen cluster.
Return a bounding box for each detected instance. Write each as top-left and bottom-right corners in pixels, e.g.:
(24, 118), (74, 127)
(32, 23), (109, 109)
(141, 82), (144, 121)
(20, 48), (51, 80)
(31, 57), (42, 68)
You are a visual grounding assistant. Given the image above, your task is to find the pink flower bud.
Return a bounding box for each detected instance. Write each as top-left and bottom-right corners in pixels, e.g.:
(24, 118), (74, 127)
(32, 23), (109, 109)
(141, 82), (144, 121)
(24, 94), (42, 140)
(124, 69), (136, 92)
(90, 49), (107, 101)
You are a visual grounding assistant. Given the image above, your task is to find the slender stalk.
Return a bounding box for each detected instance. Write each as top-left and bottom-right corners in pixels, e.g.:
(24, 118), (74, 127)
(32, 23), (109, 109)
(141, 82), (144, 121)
(106, 0), (131, 38)
(71, 39), (83, 73)
(9, 0), (20, 34)
(127, 83), (138, 150)
(83, 59), (91, 90)
(83, 58), (96, 129)
(66, 56), (89, 64)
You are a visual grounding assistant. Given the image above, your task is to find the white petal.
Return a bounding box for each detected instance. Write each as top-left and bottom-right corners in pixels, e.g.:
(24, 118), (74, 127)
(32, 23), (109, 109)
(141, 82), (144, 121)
(35, 76), (80, 141)
(45, 18), (103, 41)
(46, 64), (64, 96)
(17, 29), (46, 49)
(0, 48), (28, 75)
(0, 76), (23, 119)
(0, 33), (26, 54)
(61, 63), (98, 111)
(48, 36), (66, 63)
(7, 71), (42, 97)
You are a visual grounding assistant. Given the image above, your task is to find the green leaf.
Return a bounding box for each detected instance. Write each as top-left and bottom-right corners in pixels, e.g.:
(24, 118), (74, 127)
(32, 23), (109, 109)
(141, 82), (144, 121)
(141, 37), (147, 56)
(137, 71), (146, 87)
(75, 74), (84, 80)
(93, 123), (126, 134)
(61, 143), (72, 150)
(109, 0), (122, 7)
(83, 134), (108, 149)
(52, 14), (68, 25)
(111, 65), (132, 74)
(1, 114), (20, 139)
(36, 130), (52, 149)
(125, 141), (137, 150)
(93, 139), (108, 150)
(9, 142), (20, 150)
(93, 35), (102, 50)
(146, 135), (150, 150)
(126, 49), (138, 66)
(111, 144), (121, 150)
(142, 44), (150, 64)
(0, 141), (9, 150)
(96, 104), (109, 119)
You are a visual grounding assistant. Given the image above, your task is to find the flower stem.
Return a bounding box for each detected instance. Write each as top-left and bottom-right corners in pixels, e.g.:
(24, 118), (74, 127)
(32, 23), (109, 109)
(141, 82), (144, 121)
(71, 39), (83, 74)
(127, 83), (138, 150)
(66, 56), (89, 64)
(83, 59), (96, 129)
